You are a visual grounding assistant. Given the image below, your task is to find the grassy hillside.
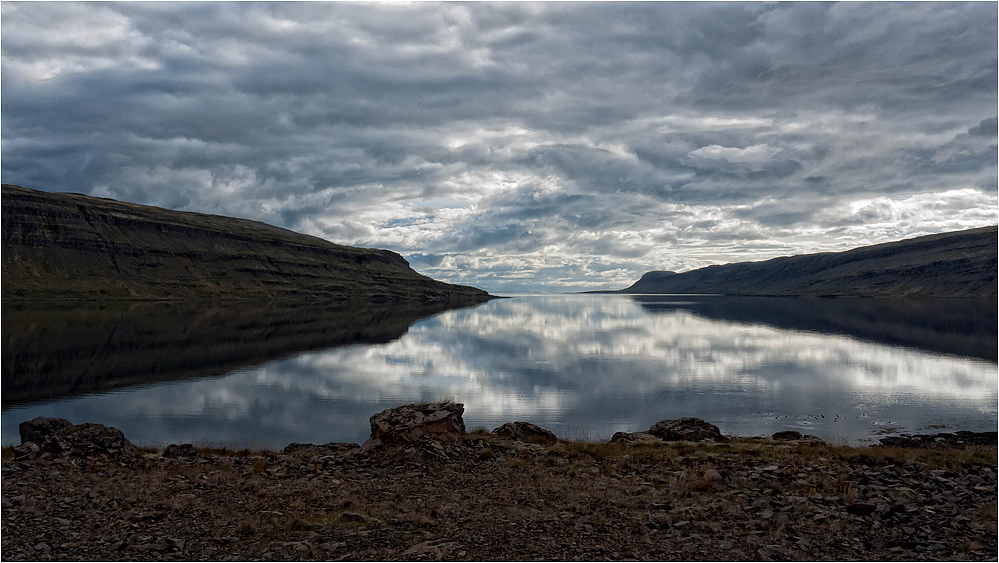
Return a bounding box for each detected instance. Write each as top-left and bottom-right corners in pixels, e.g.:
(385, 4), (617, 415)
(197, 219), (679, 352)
(621, 227), (997, 297)
(2, 184), (491, 303)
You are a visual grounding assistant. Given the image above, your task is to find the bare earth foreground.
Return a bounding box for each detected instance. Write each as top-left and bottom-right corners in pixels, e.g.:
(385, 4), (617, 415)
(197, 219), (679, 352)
(2, 403), (996, 562)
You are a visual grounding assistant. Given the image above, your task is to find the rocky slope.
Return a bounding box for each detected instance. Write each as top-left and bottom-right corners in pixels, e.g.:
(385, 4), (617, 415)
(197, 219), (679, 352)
(621, 227), (997, 297)
(1, 184), (491, 303)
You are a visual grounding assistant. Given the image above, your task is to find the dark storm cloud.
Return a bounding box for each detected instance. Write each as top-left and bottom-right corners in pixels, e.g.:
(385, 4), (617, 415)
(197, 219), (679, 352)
(2, 2), (996, 291)
(968, 117), (999, 138)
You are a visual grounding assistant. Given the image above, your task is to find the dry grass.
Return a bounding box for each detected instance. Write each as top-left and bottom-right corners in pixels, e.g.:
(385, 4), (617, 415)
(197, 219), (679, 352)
(2, 433), (996, 561)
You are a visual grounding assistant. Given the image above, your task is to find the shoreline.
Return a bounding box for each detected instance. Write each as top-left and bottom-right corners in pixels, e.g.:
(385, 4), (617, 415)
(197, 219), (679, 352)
(2, 406), (996, 561)
(5, 422), (995, 452)
(4, 427), (996, 457)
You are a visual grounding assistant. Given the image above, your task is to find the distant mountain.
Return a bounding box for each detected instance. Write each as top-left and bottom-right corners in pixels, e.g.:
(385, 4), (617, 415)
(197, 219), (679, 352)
(2, 184), (491, 303)
(620, 227), (997, 297)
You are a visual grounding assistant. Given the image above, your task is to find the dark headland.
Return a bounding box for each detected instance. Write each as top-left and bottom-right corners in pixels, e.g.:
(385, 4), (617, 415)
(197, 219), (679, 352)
(1, 184), (491, 304)
(614, 226), (997, 297)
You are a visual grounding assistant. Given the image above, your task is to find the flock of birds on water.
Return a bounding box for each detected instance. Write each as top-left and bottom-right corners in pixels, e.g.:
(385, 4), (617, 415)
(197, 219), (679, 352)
(759, 412), (898, 425)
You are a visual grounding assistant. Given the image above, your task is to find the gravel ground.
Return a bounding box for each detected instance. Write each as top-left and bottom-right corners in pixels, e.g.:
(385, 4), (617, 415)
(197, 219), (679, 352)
(2, 434), (996, 561)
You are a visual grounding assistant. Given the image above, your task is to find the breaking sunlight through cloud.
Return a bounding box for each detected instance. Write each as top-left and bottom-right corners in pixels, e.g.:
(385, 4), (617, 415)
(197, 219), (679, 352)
(2, 2), (996, 292)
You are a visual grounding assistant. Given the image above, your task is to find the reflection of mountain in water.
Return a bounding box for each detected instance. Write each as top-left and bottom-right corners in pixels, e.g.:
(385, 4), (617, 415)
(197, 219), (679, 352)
(2, 300), (465, 407)
(632, 296), (997, 362)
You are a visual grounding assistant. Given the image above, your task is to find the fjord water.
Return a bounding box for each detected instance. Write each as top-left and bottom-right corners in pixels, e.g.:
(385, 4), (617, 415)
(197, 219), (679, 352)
(3, 295), (996, 448)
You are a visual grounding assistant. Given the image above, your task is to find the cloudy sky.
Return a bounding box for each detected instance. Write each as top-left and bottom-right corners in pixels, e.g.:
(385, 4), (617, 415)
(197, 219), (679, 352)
(3, 2), (996, 292)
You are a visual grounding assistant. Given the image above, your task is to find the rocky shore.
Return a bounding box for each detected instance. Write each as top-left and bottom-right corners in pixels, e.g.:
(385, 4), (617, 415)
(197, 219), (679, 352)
(3, 402), (996, 561)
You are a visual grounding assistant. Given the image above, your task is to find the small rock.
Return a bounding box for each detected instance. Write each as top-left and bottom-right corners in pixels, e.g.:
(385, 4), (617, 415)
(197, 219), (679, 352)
(648, 418), (724, 442)
(340, 512), (367, 523)
(645, 513), (668, 530)
(762, 509), (774, 519)
(847, 503), (877, 516)
(703, 468), (723, 482)
(493, 422), (558, 445)
(34, 542), (52, 553)
(402, 541), (443, 560)
(609, 432), (662, 445)
(12, 442), (40, 461)
(360, 438), (383, 452)
(162, 444), (198, 459)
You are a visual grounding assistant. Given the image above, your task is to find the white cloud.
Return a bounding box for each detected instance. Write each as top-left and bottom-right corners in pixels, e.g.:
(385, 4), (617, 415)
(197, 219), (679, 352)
(688, 144), (777, 164)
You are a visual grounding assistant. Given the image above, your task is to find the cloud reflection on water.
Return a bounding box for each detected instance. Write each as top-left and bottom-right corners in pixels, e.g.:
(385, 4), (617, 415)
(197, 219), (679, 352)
(2, 295), (995, 448)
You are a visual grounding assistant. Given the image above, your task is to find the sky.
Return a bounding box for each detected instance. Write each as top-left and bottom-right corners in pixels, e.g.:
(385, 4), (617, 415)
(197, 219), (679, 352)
(2, 2), (997, 293)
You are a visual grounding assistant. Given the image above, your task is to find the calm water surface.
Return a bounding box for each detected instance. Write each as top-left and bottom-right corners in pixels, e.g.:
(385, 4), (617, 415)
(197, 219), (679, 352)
(3, 295), (996, 447)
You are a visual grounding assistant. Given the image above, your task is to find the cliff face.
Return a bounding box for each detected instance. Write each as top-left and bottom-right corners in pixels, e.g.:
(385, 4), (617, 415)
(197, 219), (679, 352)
(622, 226), (998, 297)
(2, 184), (490, 303)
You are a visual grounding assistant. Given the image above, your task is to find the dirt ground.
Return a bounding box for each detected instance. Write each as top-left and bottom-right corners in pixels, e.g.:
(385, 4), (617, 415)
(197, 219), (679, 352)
(2, 433), (996, 561)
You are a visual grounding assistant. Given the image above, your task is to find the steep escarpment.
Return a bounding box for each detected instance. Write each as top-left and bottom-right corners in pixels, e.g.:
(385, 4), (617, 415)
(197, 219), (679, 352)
(1, 185), (491, 302)
(622, 227), (997, 297)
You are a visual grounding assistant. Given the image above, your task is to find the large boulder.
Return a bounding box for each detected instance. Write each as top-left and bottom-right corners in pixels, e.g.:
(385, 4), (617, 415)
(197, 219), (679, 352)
(19, 417), (73, 444)
(493, 422), (558, 445)
(772, 430), (803, 441)
(368, 401), (466, 446)
(648, 418), (725, 442)
(45, 423), (137, 460)
(14, 417), (137, 462)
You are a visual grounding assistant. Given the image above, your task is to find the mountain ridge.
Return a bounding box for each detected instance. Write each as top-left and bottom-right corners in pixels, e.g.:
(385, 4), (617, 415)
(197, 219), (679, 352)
(619, 227), (997, 297)
(1, 184), (491, 303)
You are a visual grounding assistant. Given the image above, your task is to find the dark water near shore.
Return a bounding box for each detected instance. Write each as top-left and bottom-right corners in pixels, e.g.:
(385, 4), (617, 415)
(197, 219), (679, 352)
(3, 295), (996, 448)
